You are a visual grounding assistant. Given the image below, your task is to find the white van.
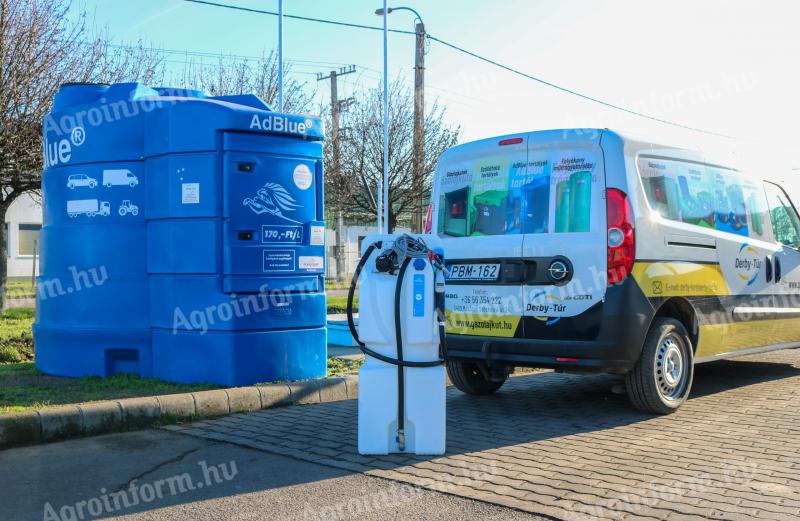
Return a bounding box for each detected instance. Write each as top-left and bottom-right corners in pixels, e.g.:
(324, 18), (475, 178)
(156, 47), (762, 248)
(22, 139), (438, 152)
(428, 129), (800, 413)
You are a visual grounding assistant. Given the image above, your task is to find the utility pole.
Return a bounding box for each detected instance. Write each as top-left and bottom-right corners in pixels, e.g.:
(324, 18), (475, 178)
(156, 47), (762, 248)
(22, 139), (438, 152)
(413, 21), (425, 232)
(317, 65), (356, 280)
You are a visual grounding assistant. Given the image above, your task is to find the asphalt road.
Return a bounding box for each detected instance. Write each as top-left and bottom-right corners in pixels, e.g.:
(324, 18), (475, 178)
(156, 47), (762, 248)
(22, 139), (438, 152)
(0, 429), (543, 521)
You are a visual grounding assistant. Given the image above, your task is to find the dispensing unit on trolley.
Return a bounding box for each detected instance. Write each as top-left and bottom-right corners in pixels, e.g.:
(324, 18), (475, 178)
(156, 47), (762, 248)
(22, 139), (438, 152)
(347, 234), (448, 455)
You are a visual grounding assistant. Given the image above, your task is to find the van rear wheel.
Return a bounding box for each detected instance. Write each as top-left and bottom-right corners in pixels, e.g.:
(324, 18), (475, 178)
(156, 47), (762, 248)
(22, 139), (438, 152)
(447, 360), (508, 395)
(626, 317), (694, 414)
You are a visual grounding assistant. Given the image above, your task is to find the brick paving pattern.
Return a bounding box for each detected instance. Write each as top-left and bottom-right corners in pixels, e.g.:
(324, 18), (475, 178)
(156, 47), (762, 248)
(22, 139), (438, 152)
(166, 350), (800, 520)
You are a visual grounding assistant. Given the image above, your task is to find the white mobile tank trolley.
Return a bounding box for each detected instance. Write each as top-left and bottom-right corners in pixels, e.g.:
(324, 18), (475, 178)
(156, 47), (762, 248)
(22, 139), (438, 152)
(347, 234), (448, 455)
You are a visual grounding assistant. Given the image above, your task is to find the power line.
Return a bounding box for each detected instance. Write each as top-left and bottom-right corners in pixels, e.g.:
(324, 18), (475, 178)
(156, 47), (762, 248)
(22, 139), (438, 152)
(183, 0), (415, 35)
(100, 41), (349, 68)
(101, 39), (495, 110)
(426, 35), (732, 138)
(181, 0), (729, 137)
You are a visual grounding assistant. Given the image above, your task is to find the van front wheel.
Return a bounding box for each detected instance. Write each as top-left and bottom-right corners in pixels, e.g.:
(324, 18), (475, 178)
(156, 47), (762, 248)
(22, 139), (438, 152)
(626, 317), (694, 414)
(447, 360), (508, 395)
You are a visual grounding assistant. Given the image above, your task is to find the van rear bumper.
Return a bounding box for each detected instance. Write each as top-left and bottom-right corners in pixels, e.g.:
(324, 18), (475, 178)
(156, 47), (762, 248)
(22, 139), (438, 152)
(445, 335), (636, 373)
(444, 278), (655, 374)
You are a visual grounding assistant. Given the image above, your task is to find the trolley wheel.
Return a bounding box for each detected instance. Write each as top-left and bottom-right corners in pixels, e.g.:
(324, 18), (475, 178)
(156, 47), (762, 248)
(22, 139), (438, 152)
(626, 317), (694, 414)
(447, 360), (508, 395)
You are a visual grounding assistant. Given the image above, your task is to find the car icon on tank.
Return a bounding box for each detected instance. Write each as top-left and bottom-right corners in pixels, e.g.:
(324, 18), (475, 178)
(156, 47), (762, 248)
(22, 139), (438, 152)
(67, 174), (98, 189)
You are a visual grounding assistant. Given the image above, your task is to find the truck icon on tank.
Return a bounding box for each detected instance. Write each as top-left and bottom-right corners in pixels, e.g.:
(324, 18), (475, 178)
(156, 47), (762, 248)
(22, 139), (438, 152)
(102, 169), (138, 188)
(67, 199), (110, 218)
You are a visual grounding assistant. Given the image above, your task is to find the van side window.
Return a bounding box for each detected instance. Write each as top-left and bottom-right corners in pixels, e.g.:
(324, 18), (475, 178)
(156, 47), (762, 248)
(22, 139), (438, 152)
(764, 182), (800, 249)
(639, 158), (715, 229)
(741, 178), (771, 241)
(638, 157), (769, 240)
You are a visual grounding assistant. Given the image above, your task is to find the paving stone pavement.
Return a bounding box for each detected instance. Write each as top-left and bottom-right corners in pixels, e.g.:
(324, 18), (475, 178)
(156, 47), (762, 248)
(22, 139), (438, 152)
(165, 350), (800, 521)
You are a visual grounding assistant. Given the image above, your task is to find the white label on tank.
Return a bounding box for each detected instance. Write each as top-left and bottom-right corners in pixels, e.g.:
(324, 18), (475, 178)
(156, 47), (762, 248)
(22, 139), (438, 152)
(293, 164), (313, 190)
(182, 183), (200, 204)
(299, 256), (324, 270)
(310, 225), (325, 245)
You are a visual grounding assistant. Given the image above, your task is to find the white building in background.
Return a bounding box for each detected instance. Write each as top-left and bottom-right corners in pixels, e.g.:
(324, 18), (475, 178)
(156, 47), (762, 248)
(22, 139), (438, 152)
(5, 192), (42, 278)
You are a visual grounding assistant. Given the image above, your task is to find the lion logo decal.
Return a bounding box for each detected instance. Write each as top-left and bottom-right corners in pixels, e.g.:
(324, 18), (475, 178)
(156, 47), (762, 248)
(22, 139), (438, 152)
(243, 182), (302, 223)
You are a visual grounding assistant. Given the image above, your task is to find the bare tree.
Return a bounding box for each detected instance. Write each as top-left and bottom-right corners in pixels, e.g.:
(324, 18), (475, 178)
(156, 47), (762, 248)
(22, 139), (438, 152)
(325, 79), (460, 231)
(0, 0), (162, 310)
(177, 51), (315, 114)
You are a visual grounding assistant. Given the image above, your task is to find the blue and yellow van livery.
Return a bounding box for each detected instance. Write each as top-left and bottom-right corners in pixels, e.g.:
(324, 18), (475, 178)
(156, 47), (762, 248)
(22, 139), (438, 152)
(430, 129), (800, 413)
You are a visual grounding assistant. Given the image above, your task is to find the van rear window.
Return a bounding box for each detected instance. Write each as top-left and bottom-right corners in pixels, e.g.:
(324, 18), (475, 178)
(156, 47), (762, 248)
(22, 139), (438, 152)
(437, 150), (598, 237)
(637, 157), (770, 241)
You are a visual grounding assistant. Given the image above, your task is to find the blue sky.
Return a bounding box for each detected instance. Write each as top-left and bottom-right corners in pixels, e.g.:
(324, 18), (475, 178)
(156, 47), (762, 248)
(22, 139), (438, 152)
(76, 0), (799, 167)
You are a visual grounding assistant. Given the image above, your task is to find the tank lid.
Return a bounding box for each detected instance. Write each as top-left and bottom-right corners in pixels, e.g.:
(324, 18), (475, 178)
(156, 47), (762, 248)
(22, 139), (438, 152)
(61, 81), (111, 88)
(53, 82), (110, 111)
(152, 87), (207, 99)
(210, 94), (272, 111)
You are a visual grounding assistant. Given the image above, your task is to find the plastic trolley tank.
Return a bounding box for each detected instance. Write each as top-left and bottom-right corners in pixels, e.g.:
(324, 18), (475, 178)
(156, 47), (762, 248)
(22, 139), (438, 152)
(34, 82), (327, 386)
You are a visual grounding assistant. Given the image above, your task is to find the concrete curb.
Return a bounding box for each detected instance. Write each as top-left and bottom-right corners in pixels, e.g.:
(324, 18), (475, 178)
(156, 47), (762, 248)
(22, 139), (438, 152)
(0, 375), (358, 450)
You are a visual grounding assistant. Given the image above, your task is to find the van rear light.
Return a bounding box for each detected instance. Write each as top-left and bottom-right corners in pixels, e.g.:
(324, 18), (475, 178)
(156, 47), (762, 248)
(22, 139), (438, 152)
(499, 137), (523, 146)
(555, 357), (580, 363)
(606, 188), (635, 285)
(424, 203), (433, 233)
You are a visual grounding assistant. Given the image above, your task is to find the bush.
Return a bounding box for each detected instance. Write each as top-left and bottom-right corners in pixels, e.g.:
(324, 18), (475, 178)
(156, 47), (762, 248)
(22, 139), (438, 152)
(0, 346), (25, 363)
(0, 307), (35, 362)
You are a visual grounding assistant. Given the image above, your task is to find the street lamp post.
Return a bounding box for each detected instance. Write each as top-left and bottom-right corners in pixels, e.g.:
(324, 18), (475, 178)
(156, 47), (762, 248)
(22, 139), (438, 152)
(278, 0), (284, 112)
(380, 0), (388, 233)
(376, 6), (425, 233)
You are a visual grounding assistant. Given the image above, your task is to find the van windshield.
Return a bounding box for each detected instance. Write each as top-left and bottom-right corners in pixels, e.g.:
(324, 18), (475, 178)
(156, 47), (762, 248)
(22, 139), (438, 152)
(437, 149), (598, 237)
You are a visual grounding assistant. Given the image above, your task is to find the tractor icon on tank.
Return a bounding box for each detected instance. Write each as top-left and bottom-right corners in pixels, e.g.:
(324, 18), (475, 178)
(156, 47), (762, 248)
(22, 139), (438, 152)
(243, 182), (301, 223)
(118, 200), (139, 216)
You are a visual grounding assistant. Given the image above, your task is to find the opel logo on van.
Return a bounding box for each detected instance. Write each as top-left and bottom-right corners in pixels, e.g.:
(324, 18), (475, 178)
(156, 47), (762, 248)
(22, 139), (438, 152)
(547, 259), (570, 284)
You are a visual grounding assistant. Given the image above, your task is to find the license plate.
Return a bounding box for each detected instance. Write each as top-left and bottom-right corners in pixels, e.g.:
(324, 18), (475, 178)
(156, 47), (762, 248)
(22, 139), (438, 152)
(446, 263), (500, 281)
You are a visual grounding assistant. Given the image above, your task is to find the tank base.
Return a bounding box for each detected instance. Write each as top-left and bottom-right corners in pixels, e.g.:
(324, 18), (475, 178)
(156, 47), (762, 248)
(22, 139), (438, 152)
(152, 327), (327, 386)
(33, 325), (153, 378)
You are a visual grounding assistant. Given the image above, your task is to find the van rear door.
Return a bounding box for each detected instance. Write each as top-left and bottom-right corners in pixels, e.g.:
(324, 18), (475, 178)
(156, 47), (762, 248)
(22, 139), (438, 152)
(435, 135), (529, 339)
(520, 132), (607, 339)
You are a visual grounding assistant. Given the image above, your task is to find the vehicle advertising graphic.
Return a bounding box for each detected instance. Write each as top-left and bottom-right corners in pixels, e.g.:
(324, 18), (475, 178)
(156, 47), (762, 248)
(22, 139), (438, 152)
(244, 182), (302, 223)
(437, 148), (596, 237)
(444, 284), (522, 336)
(734, 243), (762, 286)
(528, 291), (563, 325)
(444, 282), (599, 336)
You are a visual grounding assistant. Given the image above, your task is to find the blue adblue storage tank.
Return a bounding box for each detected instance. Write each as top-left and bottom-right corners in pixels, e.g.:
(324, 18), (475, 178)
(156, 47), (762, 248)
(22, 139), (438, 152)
(35, 82), (327, 386)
